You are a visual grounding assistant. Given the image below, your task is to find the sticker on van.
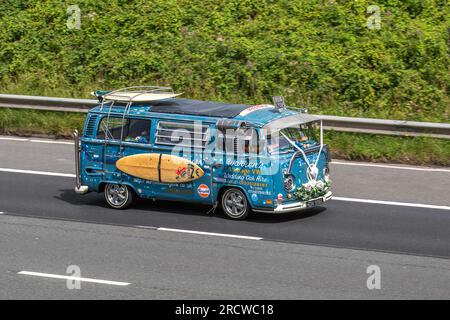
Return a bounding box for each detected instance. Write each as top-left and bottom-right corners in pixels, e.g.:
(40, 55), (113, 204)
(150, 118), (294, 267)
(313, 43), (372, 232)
(238, 104), (274, 116)
(197, 184), (211, 198)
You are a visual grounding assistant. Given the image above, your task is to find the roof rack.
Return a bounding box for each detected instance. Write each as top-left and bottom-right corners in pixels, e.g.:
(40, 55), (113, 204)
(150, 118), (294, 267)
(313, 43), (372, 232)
(93, 86), (182, 106)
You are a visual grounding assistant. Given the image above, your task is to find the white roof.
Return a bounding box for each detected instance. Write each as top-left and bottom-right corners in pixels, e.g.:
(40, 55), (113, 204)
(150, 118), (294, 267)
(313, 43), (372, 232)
(103, 91), (182, 102)
(263, 113), (320, 130)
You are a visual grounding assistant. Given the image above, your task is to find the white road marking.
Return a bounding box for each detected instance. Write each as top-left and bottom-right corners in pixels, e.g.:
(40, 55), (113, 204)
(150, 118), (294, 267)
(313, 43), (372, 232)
(0, 136), (73, 145)
(333, 197), (450, 211)
(0, 168), (75, 178)
(0, 212), (3, 215)
(17, 271), (130, 286)
(0, 137), (28, 141)
(332, 161), (450, 173)
(30, 139), (74, 145)
(157, 227), (263, 240)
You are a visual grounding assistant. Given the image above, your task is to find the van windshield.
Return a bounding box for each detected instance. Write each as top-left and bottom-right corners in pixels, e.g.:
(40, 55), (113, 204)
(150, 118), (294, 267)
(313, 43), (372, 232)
(267, 122), (319, 154)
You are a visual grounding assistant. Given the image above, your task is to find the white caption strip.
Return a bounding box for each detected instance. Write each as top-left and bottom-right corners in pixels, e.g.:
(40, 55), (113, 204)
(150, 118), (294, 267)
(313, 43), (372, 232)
(17, 271), (130, 286)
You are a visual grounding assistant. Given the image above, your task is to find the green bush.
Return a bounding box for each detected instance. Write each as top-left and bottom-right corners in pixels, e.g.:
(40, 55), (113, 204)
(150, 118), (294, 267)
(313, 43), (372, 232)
(0, 0), (448, 122)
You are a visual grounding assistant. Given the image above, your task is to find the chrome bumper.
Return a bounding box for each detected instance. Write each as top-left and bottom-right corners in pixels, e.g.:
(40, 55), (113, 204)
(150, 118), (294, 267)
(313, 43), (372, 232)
(253, 191), (333, 213)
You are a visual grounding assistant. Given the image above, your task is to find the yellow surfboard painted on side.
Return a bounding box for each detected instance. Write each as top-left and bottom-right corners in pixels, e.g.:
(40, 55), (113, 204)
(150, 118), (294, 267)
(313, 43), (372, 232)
(116, 153), (204, 183)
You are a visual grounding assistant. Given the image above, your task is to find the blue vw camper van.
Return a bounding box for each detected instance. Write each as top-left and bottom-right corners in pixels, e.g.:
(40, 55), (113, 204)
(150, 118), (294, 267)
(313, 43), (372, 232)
(74, 87), (332, 219)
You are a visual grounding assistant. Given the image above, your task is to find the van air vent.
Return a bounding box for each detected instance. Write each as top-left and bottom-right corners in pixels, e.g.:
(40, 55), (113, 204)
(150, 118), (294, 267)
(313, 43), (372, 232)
(84, 115), (99, 137)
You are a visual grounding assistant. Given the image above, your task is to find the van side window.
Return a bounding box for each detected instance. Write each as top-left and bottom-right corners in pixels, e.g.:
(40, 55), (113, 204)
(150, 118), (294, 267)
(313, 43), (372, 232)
(124, 119), (150, 143)
(97, 117), (150, 144)
(217, 128), (259, 155)
(241, 128), (259, 155)
(155, 121), (209, 148)
(97, 117), (127, 140)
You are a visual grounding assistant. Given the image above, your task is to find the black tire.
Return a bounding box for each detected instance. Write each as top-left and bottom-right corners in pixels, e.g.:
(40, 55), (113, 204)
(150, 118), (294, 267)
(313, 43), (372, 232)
(221, 188), (251, 220)
(104, 183), (134, 209)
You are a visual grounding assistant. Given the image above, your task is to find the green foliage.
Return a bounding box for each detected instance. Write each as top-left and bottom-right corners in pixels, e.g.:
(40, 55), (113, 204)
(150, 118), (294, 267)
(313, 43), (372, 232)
(0, 0), (448, 121)
(0, 108), (84, 137)
(326, 131), (450, 166)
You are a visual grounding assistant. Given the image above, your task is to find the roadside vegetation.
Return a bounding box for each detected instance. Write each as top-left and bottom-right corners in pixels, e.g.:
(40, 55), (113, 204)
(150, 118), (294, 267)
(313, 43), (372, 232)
(1, 109), (448, 166)
(0, 109), (84, 138)
(0, 0), (448, 122)
(0, 1), (448, 165)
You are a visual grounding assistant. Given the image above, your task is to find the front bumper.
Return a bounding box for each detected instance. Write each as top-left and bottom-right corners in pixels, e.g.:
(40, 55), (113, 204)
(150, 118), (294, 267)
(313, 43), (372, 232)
(253, 191), (333, 213)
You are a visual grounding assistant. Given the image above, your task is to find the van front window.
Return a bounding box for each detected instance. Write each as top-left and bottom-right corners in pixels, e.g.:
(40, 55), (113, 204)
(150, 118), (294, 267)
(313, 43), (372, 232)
(267, 123), (319, 154)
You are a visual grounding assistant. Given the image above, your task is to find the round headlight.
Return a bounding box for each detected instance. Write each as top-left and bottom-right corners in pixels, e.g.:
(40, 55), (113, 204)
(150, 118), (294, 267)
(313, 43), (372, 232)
(283, 175), (295, 191)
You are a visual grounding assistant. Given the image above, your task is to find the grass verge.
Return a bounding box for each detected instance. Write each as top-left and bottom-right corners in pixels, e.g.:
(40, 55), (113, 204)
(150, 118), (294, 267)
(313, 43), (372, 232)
(1, 108), (448, 167)
(0, 108), (85, 138)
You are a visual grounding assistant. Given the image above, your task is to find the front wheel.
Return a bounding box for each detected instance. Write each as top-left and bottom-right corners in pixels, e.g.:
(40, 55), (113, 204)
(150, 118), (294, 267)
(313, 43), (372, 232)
(221, 188), (251, 220)
(104, 183), (133, 209)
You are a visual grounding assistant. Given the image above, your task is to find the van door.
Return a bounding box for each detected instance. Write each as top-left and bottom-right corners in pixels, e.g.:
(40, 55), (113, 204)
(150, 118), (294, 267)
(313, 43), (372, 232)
(97, 116), (127, 179)
(209, 126), (267, 208)
(97, 116), (152, 179)
(151, 120), (213, 204)
(117, 118), (152, 195)
(194, 123), (216, 205)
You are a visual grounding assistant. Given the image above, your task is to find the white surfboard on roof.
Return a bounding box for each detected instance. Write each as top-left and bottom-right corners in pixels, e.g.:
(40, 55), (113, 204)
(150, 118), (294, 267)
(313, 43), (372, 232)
(104, 91), (183, 102)
(92, 86), (183, 103)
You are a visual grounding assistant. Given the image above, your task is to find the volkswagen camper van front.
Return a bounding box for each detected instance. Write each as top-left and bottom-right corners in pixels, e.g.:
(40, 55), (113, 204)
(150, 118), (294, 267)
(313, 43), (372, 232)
(256, 117), (332, 213)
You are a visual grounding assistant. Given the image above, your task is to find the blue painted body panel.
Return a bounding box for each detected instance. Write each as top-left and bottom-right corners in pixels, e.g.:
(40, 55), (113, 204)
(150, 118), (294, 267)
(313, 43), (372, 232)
(79, 100), (330, 211)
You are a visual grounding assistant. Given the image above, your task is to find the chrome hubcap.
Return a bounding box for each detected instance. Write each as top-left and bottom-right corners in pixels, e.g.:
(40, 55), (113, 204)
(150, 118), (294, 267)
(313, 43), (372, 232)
(106, 184), (128, 206)
(224, 191), (246, 217)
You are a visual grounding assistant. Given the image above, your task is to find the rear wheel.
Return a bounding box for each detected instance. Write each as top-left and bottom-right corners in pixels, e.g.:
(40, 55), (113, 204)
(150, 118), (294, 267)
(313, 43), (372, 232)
(104, 183), (133, 209)
(221, 188), (250, 220)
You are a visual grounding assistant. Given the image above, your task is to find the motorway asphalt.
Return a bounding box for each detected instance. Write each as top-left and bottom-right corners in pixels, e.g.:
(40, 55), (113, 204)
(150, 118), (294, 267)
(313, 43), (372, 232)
(1, 214), (450, 299)
(1, 172), (450, 258)
(0, 136), (449, 299)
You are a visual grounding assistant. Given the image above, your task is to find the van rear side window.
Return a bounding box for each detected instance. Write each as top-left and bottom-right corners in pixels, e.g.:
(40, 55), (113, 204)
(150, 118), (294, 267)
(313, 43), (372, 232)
(155, 121), (209, 148)
(97, 117), (150, 144)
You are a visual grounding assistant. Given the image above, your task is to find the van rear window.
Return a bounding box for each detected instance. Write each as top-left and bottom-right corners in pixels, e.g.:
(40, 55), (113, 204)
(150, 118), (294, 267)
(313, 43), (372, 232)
(155, 121), (209, 148)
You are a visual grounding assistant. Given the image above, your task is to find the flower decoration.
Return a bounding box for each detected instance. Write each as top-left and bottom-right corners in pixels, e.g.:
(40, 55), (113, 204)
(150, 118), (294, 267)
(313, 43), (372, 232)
(296, 179), (331, 202)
